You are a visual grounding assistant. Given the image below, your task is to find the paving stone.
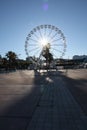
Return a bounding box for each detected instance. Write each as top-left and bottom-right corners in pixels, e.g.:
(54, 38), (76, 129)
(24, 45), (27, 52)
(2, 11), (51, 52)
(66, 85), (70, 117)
(0, 117), (29, 130)
(27, 74), (87, 130)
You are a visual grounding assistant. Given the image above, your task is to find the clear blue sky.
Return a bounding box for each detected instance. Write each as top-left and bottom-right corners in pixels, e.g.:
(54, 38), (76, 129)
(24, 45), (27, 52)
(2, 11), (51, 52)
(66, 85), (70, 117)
(0, 0), (87, 59)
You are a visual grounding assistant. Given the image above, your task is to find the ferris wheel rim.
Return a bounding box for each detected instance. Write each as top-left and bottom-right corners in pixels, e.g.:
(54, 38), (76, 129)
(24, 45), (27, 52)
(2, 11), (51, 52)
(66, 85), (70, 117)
(25, 24), (66, 62)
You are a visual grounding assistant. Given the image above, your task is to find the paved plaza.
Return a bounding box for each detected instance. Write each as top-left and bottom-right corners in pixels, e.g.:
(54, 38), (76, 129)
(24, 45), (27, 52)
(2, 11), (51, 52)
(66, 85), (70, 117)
(0, 69), (87, 130)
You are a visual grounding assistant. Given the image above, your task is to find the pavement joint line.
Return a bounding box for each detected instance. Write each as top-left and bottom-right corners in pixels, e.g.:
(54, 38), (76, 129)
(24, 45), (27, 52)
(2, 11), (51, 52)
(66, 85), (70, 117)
(0, 116), (31, 119)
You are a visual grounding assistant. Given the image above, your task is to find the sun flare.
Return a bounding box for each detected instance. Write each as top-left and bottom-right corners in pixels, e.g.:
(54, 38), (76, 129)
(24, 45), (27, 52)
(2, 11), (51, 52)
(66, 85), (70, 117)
(39, 37), (48, 47)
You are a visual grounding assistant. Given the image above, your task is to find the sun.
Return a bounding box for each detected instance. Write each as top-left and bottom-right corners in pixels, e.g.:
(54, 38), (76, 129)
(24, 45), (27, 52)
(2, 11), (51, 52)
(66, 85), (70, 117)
(39, 37), (48, 47)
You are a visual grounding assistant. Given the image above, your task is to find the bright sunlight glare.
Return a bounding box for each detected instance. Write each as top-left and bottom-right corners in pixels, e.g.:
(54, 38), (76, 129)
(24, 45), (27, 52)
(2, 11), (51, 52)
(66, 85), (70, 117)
(39, 37), (48, 47)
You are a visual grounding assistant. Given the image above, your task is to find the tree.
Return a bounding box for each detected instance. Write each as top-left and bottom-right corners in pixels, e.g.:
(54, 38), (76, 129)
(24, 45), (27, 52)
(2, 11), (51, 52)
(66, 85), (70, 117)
(6, 51), (17, 61)
(5, 51), (17, 69)
(2, 58), (8, 71)
(0, 55), (2, 59)
(0, 55), (2, 68)
(42, 47), (53, 68)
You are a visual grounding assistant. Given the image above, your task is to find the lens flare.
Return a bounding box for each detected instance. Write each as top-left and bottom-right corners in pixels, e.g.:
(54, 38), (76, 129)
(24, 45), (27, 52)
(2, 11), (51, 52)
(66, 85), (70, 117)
(43, 3), (49, 11)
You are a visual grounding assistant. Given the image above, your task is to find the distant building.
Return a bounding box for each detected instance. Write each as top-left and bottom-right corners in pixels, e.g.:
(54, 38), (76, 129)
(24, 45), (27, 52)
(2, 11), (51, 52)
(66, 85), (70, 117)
(73, 55), (87, 62)
(26, 56), (33, 62)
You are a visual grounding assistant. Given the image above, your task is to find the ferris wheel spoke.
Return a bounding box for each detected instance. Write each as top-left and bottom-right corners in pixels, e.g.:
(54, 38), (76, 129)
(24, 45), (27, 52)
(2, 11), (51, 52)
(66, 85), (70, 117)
(29, 38), (41, 44)
(49, 32), (58, 41)
(29, 43), (38, 46)
(51, 44), (63, 46)
(52, 48), (63, 53)
(33, 33), (40, 39)
(33, 49), (41, 56)
(44, 27), (47, 36)
(29, 38), (39, 43)
(38, 29), (43, 39)
(50, 51), (58, 59)
(47, 29), (52, 37)
(29, 47), (40, 53)
(50, 38), (62, 43)
(29, 44), (39, 46)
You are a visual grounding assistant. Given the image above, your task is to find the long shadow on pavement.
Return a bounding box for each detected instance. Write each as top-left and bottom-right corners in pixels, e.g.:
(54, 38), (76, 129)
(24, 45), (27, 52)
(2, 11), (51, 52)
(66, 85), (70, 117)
(0, 70), (53, 130)
(0, 70), (87, 130)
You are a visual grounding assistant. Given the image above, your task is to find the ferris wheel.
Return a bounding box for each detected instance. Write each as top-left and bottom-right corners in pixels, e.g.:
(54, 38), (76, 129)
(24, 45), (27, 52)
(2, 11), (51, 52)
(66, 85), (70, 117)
(25, 24), (66, 66)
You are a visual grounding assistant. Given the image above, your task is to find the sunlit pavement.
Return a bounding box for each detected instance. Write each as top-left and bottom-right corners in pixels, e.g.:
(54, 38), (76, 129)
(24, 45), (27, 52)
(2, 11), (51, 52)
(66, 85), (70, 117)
(0, 70), (87, 130)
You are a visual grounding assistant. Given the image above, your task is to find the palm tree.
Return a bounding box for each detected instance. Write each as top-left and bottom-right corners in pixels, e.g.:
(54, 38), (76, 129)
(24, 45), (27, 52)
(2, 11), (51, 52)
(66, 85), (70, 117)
(6, 51), (17, 60)
(5, 51), (17, 69)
